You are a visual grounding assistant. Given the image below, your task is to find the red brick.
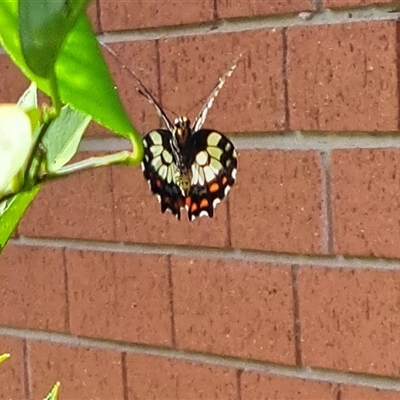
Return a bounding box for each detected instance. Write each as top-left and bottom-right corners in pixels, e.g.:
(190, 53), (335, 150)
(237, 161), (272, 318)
(324, 0), (394, 8)
(0, 337), (26, 400)
(287, 21), (399, 132)
(0, 245), (67, 332)
(217, 0), (314, 19)
(100, 0), (214, 31)
(87, 40), (160, 137)
(19, 153), (115, 241)
(158, 29), (286, 133)
(171, 257), (295, 364)
(241, 372), (339, 400)
(340, 385), (400, 400)
(86, 1), (100, 33)
(332, 149), (400, 258)
(66, 250), (172, 346)
(231, 150), (326, 254)
(27, 341), (124, 400)
(126, 354), (239, 399)
(299, 266), (400, 377)
(112, 166), (230, 247)
(0, 55), (30, 103)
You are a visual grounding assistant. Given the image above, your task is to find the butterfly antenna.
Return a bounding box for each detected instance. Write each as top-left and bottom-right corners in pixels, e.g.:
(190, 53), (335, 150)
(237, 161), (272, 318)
(192, 52), (244, 132)
(101, 43), (174, 131)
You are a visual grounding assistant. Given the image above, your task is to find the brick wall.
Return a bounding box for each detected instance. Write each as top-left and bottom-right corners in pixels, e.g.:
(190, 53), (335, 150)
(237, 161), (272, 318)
(1, 1), (400, 399)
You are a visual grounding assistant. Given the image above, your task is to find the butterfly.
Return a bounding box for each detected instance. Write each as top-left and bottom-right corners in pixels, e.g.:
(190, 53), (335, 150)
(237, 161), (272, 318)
(104, 45), (239, 221)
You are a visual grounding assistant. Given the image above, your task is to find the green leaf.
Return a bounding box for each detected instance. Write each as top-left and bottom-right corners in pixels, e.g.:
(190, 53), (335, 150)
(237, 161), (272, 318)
(19, 0), (91, 78)
(0, 0), (141, 150)
(43, 382), (61, 400)
(0, 353), (10, 364)
(0, 186), (40, 254)
(43, 105), (91, 171)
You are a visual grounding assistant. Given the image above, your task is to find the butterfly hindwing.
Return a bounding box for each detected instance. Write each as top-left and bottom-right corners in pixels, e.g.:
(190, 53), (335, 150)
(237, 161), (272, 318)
(185, 129), (237, 221)
(142, 129), (185, 219)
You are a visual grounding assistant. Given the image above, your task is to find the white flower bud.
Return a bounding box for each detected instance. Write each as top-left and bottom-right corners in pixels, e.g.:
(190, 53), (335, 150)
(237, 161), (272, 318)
(0, 104), (33, 195)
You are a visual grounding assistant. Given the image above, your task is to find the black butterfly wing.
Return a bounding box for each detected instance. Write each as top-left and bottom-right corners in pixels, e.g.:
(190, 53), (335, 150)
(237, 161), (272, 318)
(185, 129), (237, 221)
(142, 129), (185, 220)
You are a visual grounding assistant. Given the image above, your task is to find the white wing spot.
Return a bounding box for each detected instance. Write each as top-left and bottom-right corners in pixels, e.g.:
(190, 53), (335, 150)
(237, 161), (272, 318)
(162, 150), (173, 164)
(232, 168), (237, 180)
(150, 144), (163, 157)
(207, 132), (221, 146)
(199, 210), (209, 218)
(149, 131), (163, 145)
(159, 164), (168, 179)
(195, 151), (209, 166)
(224, 186), (231, 196)
(213, 198), (221, 208)
(207, 146), (223, 160)
(210, 158), (222, 172)
(198, 167), (205, 186)
(166, 166), (173, 183)
(191, 164), (200, 185)
(151, 156), (163, 171)
(204, 165), (216, 183)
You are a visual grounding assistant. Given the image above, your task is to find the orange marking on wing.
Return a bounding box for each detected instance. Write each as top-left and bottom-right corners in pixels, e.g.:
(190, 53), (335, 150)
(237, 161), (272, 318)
(209, 182), (219, 193)
(185, 197), (191, 207)
(221, 176), (228, 185)
(190, 202), (198, 212)
(200, 198), (209, 208)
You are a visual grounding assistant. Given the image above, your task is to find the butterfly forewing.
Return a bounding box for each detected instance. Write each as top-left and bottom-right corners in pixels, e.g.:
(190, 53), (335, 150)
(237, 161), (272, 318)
(142, 129), (185, 219)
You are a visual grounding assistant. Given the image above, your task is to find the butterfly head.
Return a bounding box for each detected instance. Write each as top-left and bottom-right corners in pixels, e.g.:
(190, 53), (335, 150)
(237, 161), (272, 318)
(173, 116), (191, 146)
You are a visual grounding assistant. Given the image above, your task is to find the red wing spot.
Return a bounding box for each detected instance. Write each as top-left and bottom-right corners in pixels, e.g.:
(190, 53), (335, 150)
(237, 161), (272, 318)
(155, 179), (162, 188)
(200, 198), (209, 208)
(221, 176), (228, 185)
(164, 197), (171, 204)
(190, 202), (198, 213)
(209, 182), (219, 193)
(185, 197), (192, 207)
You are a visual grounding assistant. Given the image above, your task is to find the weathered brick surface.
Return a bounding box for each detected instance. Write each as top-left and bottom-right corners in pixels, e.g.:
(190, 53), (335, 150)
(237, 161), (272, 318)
(217, 0), (314, 18)
(241, 372), (339, 399)
(100, 0), (214, 31)
(0, 245), (67, 332)
(298, 266), (400, 377)
(19, 154), (115, 241)
(158, 29), (286, 133)
(171, 257), (295, 364)
(66, 250), (172, 346)
(332, 149), (400, 259)
(86, 1), (100, 33)
(340, 386), (400, 400)
(88, 40), (160, 137)
(230, 150), (326, 254)
(27, 341), (124, 400)
(287, 21), (399, 132)
(112, 166), (230, 247)
(0, 337), (26, 400)
(324, 0), (395, 8)
(0, 55), (30, 103)
(126, 354), (239, 399)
